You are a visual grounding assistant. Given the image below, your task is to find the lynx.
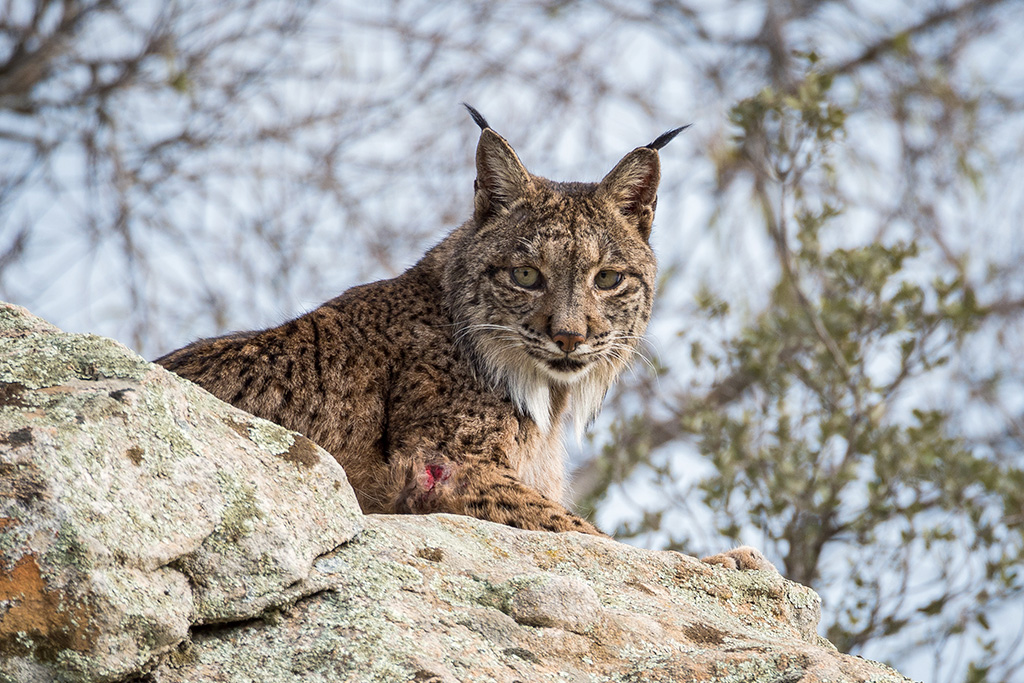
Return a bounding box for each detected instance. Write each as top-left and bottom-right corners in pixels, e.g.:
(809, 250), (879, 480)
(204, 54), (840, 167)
(157, 106), (771, 570)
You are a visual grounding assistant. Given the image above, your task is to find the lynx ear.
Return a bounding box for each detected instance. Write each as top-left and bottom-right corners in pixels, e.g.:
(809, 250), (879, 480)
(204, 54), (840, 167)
(598, 147), (662, 240)
(466, 105), (531, 224)
(599, 124), (690, 240)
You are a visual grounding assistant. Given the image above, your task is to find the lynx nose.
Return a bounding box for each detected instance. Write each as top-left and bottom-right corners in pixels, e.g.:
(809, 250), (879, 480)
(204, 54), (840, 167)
(552, 330), (586, 353)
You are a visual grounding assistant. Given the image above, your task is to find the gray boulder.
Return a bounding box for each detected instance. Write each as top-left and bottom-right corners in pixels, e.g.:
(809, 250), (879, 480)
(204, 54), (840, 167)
(0, 303), (911, 682)
(0, 303), (360, 682)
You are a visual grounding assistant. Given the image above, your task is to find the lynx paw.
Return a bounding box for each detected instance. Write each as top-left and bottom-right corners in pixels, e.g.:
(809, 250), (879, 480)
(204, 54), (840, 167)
(701, 545), (777, 572)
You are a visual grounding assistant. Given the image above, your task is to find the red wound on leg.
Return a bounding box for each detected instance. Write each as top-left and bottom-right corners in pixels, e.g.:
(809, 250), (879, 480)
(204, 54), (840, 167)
(423, 464), (450, 491)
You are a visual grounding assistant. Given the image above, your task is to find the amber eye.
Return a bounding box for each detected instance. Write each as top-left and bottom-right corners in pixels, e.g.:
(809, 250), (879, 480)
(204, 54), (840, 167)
(595, 269), (623, 290)
(511, 266), (542, 289)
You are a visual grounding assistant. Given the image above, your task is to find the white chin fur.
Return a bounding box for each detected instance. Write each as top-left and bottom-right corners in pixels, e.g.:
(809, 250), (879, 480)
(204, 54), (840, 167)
(474, 336), (624, 437)
(540, 361), (592, 384)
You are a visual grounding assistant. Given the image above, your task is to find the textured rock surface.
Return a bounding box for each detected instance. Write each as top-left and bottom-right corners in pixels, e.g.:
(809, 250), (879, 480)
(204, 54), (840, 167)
(0, 303), (361, 682)
(150, 516), (912, 683)
(0, 303), (912, 682)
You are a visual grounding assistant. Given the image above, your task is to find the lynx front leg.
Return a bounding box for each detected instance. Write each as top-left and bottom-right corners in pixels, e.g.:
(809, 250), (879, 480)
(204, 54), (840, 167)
(701, 546), (777, 572)
(394, 458), (604, 536)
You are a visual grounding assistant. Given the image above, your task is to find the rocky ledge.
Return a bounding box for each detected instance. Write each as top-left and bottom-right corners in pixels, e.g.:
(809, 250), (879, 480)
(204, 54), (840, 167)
(0, 302), (910, 682)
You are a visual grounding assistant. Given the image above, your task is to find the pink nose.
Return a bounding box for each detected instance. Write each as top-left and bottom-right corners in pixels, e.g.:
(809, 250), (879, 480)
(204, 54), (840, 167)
(552, 330), (585, 353)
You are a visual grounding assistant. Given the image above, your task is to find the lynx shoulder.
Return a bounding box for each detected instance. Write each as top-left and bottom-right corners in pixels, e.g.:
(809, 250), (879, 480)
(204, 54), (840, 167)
(157, 106), (686, 534)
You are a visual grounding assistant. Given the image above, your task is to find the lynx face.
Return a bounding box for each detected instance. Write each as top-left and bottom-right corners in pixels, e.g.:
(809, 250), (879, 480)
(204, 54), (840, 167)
(444, 118), (669, 435)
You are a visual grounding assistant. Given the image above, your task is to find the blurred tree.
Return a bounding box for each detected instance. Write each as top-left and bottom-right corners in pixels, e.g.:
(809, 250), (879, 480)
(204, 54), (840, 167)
(2, 1), (1023, 680)
(585, 70), (1024, 682)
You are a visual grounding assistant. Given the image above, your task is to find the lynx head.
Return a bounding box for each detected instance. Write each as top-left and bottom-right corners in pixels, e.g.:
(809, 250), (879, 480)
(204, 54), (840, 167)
(444, 105), (686, 436)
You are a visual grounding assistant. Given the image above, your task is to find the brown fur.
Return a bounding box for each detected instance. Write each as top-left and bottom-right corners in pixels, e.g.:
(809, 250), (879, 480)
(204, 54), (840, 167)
(157, 111), (676, 535)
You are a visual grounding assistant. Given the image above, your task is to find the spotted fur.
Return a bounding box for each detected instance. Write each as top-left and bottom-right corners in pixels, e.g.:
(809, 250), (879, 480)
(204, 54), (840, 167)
(157, 110), (679, 534)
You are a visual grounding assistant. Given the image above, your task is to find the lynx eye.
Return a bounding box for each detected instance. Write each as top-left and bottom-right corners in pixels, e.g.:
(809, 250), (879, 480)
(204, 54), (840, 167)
(595, 269), (623, 290)
(511, 266), (542, 289)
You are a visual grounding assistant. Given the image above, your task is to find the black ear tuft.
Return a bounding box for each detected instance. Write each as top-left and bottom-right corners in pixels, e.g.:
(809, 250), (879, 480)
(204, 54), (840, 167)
(470, 111), (531, 225)
(463, 103), (491, 131)
(646, 124), (692, 151)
